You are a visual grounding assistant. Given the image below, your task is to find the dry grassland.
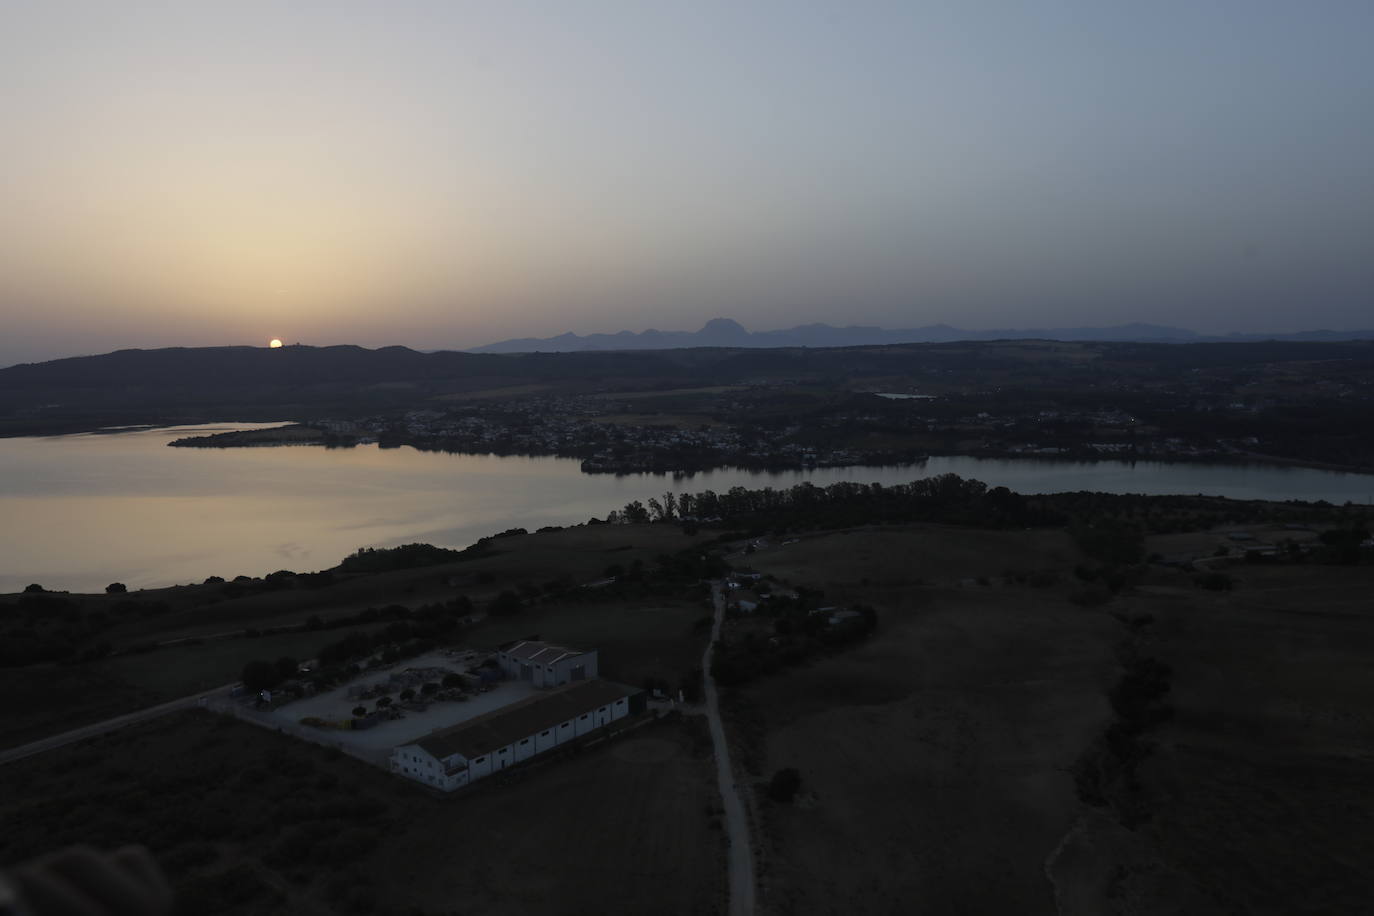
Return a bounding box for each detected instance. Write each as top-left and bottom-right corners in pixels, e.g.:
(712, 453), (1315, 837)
(732, 526), (1374, 915)
(1062, 562), (1374, 915)
(0, 709), (725, 916)
(731, 526), (1115, 915)
(752, 525), (1080, 588)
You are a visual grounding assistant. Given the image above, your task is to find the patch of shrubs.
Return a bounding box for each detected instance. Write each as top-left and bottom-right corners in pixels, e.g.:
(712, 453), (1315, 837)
(768, 768), (802, 803)
(1194, 572), (1234, 591)
(1072, 643), (1174, 827)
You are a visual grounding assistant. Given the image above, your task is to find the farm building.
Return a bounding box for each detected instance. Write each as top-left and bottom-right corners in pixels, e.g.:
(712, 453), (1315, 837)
(390, 679), (643, 791)
(496, 640), (598, 687)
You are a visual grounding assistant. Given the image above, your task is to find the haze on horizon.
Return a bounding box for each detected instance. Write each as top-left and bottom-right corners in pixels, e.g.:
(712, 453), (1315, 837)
(3, 1), (1372, 368)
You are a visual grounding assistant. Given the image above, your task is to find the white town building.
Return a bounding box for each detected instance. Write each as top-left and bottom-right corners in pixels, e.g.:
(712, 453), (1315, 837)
(496, 640), (598, 687)
(390, 679), (642, 791)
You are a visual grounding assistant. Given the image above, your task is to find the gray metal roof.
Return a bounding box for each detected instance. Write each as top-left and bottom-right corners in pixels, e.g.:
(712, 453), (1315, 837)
(503, 640), (589, 666)
(411, 679), (638, 761)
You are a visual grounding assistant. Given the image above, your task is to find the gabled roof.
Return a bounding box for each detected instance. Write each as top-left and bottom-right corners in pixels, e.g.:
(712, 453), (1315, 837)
(502, 640), (589, 666)
(409, 679), (638, 761)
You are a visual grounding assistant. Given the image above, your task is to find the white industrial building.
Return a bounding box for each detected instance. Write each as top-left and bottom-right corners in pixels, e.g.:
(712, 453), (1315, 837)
(496, 640), (598, 687)
(390, 679), (642, 791)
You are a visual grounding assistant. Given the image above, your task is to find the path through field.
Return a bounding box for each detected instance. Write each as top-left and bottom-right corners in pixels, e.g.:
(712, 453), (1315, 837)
(0, 683), (233, 766)
(706, 581), (756, 916)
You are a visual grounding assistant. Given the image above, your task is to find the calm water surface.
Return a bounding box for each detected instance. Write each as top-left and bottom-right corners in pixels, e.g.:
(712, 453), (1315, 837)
(2, 424), (1372, 593)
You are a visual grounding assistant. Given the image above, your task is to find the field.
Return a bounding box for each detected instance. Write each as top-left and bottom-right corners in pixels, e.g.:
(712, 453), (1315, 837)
(0, 524), (707, 751)
(745, 524), (1081, 588)
(0, 709), (726, 916)
(1061, 562), (1374, 914)
(102, 523), (703, 645)
(9, 509), (1374, 915)
(725, 525), (1374, 915)
(730, 525), (1117, 915)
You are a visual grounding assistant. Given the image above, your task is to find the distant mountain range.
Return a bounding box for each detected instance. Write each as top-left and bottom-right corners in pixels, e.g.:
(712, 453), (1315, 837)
(471, 317), (1374, 352)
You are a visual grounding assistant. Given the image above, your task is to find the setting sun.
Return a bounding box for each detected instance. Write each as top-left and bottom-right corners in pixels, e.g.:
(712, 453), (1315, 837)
(268, 338), (284, 348)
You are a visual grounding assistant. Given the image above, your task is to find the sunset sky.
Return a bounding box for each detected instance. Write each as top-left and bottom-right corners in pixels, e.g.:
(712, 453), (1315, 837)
(3, 2), (1373, 367)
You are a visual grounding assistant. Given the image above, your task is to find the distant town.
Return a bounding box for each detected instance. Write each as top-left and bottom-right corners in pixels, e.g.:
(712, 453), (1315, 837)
(157, 337), (1374, 475)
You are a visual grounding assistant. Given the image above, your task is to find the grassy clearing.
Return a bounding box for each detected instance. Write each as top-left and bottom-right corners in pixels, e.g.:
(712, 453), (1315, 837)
(733, 525), (1374, 914)
(1098, 562), (1374, 914)
(747, 524), (1081, 589)
(0, 709), (724, 916)
(729, 585), (1117, 914)
(82, 524), (702, 648)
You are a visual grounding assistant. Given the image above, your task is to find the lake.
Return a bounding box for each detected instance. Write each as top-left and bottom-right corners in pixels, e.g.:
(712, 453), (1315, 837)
(2, 424), (1372, 593)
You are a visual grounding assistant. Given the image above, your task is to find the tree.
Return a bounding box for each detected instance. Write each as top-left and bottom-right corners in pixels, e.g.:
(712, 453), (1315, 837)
(399, 688), (415, 702)
(376, 696), (393, 708)
(274, 656), (299, 682)
(421, 682), (440, 696)
(1195, 572), (1234, 591)
(441, 673), (464, 689)
(23, 584), (43, 593)
(488, 590), (523, 616)
(352, 706), (366, 718)
(241, 660), (280, 692)
(105, 582), (128, 594)
(768, 768), (802, 803)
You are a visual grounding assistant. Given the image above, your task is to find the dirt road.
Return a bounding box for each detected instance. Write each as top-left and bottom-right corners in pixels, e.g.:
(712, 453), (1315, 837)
(0, 684), (233, 766)
(706, 581), (756, 916)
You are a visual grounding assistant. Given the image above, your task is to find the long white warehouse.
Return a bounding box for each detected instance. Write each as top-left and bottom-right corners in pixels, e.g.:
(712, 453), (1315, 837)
(391, 679), (643, 791)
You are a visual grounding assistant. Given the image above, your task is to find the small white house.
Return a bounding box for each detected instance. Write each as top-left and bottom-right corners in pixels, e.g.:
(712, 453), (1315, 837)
(496, 640), (598, 688)
(390, 679), (641, 791)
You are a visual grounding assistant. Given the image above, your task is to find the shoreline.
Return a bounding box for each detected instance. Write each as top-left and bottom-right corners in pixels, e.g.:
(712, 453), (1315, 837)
(158, 424), (1374, 480)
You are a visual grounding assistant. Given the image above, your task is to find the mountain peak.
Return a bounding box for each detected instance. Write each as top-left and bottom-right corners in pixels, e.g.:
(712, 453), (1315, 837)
(698, 317), (748, 335)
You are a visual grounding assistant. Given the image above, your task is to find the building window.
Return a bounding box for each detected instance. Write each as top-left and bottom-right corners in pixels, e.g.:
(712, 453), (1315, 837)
(579, 714), (588, 720)
(520, 739), (529, 745)
(541, 730), (550, 737)
(474, 757), (485, 764)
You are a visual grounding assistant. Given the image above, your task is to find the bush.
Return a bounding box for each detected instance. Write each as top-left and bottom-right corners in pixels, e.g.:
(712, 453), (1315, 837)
(488, 590), (523, 616)
(241, 660), (281, 692)
(105, 582), (128, 594)
(768, 767), (802, 803)
(1195, 572), (1234, 591)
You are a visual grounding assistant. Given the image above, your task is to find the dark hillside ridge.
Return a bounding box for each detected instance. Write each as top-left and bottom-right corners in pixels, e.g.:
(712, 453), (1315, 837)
(8, 338), (1374, 391)
(3, 338), (1374, 438)
(471, 318), (1374, 353)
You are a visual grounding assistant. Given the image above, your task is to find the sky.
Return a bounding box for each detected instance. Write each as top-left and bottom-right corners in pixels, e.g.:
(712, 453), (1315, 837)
(2, 1), (1373, 367)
